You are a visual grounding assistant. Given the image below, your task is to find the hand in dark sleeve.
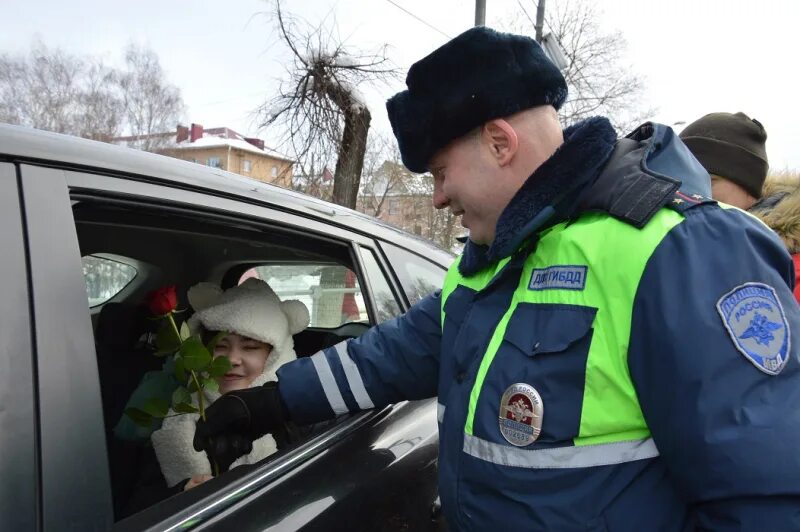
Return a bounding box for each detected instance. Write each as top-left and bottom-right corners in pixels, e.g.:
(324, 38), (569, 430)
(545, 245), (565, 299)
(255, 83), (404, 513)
(193, 381), (288, 472)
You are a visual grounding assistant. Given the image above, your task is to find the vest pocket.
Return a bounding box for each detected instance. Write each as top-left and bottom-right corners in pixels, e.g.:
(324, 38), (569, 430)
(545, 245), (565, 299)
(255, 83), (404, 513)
(488, 303), (598, 446)
(504, 303), (597, 356)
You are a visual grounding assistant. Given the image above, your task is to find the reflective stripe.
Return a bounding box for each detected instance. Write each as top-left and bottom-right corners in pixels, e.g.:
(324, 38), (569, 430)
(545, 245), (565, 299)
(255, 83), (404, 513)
(334, 342), (375, 409)
(463, 434), (659, 469)
(437, 403), (445, 423)
(310, 351), (348, 415)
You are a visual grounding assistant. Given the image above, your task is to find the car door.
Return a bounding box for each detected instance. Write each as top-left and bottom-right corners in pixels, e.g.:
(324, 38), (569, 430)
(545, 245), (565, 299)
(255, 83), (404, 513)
(48, 168), (442, 530)
(0, 163), (39, 532)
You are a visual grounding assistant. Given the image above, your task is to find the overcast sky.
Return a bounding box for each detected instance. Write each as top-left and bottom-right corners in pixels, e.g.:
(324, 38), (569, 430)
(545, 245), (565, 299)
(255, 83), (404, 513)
(3, 0), (798, 169)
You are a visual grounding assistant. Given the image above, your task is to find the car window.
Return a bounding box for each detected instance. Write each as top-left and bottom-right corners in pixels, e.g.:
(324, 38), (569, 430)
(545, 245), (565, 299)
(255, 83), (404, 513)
(359, 247), (402, 323)
(380, 244), (446, 305)
(239, 264), (368, 327)
(82, 254), (137, 307)
(69, 194), (385, 523)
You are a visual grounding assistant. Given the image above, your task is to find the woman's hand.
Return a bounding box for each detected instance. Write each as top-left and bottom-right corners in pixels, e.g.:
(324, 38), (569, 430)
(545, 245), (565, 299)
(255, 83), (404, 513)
(183, 474), (213, 491)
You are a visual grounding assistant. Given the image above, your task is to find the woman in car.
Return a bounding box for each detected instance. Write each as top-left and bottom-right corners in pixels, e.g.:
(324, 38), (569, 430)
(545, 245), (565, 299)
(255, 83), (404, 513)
(125, 278), (310, 513)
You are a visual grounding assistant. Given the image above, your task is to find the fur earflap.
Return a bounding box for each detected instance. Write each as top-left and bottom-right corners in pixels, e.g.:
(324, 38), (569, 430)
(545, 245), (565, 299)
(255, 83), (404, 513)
(187, 282), (223, 312)
(281, 299), (311, 335)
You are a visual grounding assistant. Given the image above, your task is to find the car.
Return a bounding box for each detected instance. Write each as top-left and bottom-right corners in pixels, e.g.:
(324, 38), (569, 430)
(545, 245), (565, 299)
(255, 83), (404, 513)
(0, 123), (454, 531)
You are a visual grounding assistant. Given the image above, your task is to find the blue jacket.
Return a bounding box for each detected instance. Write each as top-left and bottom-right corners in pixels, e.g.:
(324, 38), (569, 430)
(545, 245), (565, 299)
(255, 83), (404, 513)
(278, 118), (800, 530)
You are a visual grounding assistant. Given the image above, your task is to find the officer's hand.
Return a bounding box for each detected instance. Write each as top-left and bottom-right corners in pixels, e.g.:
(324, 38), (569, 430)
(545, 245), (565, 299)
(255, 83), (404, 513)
(193, 381), (287, 466)
(204, 432), (253, 473)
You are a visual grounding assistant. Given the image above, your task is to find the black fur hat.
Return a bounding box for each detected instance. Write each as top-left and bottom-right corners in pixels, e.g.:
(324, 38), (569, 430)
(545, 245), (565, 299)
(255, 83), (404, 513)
(386, 26), (568, 173)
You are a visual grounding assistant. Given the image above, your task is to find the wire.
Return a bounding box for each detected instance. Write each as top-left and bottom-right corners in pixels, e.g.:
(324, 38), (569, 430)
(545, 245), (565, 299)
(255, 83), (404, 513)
(384, 0), (451, 39)
(517, 0), (536, 30)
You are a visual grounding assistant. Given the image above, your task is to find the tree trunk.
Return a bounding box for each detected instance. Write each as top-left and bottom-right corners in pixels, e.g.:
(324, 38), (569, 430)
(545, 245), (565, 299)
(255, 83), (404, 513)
(331, 106), (371, 209)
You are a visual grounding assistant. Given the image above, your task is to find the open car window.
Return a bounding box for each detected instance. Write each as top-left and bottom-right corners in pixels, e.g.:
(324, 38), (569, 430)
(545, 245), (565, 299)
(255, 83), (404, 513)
(69, 192), (398, 525)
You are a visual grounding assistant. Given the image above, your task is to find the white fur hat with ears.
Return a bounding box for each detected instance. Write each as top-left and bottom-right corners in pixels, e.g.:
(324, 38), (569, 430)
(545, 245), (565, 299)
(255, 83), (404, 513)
(187, 278), (310, 361)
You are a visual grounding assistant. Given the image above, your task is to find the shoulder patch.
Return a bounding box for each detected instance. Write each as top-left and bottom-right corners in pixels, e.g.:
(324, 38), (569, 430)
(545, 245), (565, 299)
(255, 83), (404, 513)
(529, 265), (587, 291)
(716, 282), (790, 375)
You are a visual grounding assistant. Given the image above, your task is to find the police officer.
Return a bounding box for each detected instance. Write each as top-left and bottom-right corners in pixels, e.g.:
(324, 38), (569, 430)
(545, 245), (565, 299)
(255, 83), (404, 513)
(195, 27), (800, 530)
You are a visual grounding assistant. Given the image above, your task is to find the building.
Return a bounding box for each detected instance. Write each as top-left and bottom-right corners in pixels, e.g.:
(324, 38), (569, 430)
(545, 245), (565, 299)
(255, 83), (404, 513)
(113, 123), (294, 187)
(357, 161), (428, 233)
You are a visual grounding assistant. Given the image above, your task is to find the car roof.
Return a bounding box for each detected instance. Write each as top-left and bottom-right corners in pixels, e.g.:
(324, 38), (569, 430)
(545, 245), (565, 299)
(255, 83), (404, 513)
(0, 123), (454, 263)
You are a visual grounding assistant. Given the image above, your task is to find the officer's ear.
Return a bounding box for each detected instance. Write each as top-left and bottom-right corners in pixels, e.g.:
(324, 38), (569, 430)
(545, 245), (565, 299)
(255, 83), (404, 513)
(482, 119), (518, 167)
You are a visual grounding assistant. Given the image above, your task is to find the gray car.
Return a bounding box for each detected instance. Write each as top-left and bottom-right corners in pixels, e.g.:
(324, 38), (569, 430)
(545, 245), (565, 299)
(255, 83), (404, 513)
(0, 124), (452, 531)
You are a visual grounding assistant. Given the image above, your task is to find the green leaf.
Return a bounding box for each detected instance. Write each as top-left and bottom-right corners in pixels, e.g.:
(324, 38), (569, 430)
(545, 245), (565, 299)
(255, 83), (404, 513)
(125, 407), (153, 428)
(173, 402), (199, 414)
(171, 386), (192, 409)
(156, 323), (181, 355)
(141, 397), (170, 418)
(174, 356), (187, 383)
(202, 377), (219, 393)
(181, 337), (212, 371)
(208, 356), (232, 378)
(179, 321), (191, 341)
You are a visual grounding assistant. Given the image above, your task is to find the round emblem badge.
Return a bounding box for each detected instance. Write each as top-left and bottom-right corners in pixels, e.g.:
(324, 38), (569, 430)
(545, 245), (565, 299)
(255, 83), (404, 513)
(498, 383), (543, 447)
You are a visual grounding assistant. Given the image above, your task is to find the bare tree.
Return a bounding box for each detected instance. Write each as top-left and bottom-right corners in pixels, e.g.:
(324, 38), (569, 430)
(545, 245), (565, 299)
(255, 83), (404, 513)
(254, 0), (398, 209)
(119, 44), (185, 151)
(291, 146), (334, 202)
(0, 42), (124, 141)
(405, 174), (462, 253)
(359, 132), (406, 218)
(506, 0), (652, 132)
(74, 61), (125, 142)
(0, 41), (184, 145)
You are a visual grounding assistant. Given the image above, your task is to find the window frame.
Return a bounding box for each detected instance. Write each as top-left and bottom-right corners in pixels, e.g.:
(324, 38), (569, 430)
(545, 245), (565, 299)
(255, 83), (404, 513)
(19, 164), (113, 530)
(0, 163), (38, 531)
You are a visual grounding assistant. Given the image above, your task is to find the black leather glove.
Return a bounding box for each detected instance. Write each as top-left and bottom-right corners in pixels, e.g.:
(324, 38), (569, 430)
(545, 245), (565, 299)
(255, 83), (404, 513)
(193, 381), (288, 472)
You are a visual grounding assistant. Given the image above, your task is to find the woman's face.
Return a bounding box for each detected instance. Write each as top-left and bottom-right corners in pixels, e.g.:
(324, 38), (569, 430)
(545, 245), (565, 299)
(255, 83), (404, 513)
(212, 333), (272, 393)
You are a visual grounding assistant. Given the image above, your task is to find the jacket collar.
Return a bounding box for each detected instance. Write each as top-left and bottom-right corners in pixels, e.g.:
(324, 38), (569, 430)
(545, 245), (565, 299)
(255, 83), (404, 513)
(459, 116), (617, 276)
(458, 119), (712, 277)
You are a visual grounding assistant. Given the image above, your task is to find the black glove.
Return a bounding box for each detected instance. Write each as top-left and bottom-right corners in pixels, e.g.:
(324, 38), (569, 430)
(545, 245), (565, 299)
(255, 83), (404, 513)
(193, 381), (288, 472)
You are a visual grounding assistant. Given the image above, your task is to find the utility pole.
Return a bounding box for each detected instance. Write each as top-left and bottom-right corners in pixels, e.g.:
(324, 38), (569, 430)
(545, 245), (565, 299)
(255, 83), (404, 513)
(534, 0), (546, 43)
(475, 0), (486, 26)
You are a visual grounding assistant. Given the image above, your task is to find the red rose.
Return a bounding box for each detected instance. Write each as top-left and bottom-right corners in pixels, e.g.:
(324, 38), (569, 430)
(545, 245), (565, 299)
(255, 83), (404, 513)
(146, 285), (178, 316)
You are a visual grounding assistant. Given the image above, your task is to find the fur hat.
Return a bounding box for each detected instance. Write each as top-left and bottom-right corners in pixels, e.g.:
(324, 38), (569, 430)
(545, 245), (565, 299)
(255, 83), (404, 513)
(750, 176), (800, 254)
(679, 112), (769, 199)
(187, 278), (309, 359)
(386, 26), (568, 173)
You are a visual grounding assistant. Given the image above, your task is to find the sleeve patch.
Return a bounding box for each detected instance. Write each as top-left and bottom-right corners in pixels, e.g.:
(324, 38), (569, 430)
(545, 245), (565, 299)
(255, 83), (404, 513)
(716, 282), (790, 375)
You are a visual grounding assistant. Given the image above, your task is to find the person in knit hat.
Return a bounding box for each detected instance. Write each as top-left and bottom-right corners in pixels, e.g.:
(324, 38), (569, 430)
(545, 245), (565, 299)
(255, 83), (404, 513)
(680, 113), (800, 303)
(124, 278), (309, 513)
(679, 111), (769, 209)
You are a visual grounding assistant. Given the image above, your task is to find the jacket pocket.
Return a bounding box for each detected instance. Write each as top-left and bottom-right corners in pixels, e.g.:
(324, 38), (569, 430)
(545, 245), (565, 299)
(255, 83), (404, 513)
(489, 303), (598, 445)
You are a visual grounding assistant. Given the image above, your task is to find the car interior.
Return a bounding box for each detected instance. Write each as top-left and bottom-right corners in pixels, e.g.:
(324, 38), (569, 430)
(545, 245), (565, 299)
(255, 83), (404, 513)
(72, 197), (379, 521)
